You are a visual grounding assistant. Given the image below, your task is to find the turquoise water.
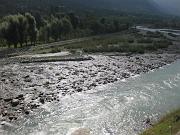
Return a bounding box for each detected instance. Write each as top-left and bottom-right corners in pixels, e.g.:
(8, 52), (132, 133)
(2, 60), (180, 135)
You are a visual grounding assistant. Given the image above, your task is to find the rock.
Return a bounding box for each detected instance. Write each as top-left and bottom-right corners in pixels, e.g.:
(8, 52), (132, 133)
(24, 78), (32, 82)
(49, 67), (53, 70)
(23, 75), (30, 78)
(39, 97), (45, 104)
(11, 99), (19, 107)
(145, 118), (151, 125)
(1, 121), (15, 128)
(44, 81), (50, 86)
(30, 104), (39, 109)
(1, 78), (6, 82)
(25, 110), (30, 115)
(16, 94), (24, 99)
(2, 111), (8, 117)
(175, 115), (180, 122)
(69, 128), (90, 135)
(55, 73), (60, 76)
(9, 116), (14, 121)
(121, 72), (130, 78)
(4, 98), (12, 102)
(77, 88), (83, 92)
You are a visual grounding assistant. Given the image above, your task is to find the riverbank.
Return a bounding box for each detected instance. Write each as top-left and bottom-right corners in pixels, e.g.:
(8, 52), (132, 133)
(141, 109), (180, 135)
(0, 52), (179, 123)
(0, 29), (180, 127)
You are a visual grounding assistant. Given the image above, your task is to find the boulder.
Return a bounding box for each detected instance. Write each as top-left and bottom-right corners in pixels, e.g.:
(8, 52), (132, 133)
(11, 99), (19, 107)
(4, 98), (12, 102)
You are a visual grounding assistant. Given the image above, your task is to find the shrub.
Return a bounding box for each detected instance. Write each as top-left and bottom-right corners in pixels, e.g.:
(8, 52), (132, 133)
(137, 38), (153, 43)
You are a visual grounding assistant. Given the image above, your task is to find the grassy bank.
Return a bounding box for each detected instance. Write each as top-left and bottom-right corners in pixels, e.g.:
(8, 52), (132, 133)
(44, 32), (172, 54)
(0, 31), (173, 57)
(141, 109), (180, 135)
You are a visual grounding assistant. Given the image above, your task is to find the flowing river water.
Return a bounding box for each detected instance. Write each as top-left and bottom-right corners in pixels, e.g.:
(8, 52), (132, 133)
(1, 60), (180, 135)
(136, 26), (180, 36)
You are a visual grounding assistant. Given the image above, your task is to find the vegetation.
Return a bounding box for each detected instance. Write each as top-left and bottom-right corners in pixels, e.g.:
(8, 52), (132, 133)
(0, 13), (37, 48)
(37, 32), (171, 54)
(141, 109), (180, 135)
(0, 12), (130, 48)
(0, 0), (179, 54)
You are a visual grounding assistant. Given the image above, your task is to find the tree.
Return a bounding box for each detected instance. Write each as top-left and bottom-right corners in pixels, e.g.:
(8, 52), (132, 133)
(50, 17), (63, 41)
(113, 19), (120, 32)
(25, 13), (38, 45)
(33, 12), (45, 29)
(61, 18), (73, 38)
(17, 14), (28, 47)
(0, 22), (10, 47)
(1, 15), (20, 48)
(39, 26), (47, 43)
(100, 18), (106, 24)
(68, 13), (80, 29)
(39, 22), (51, 43)
(90, 20), (104, 34)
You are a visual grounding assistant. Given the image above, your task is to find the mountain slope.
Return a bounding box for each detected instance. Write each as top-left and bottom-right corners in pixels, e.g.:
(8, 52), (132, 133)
(0, 0), (160, 16)
(154, 0), (180, 16)
(62, 0), (159, 13)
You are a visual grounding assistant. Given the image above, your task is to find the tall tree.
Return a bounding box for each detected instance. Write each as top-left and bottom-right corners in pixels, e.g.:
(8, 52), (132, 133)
(0, 22), (10, 47)
(25, 13), (38, 45)
(2, 15), (20, 48)
(61, 17), (73, 37)
(17, 14), (28, 47)
(50, 17), (63, 41)
(68, 13), (80, 29)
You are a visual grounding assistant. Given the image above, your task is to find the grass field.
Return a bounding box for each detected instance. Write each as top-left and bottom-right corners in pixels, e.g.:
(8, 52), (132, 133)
(141, 109), (180, 135)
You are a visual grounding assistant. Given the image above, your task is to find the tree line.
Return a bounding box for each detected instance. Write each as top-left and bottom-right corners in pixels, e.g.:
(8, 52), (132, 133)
(0, 13), (37, 48)
(0, 12), (129, 48)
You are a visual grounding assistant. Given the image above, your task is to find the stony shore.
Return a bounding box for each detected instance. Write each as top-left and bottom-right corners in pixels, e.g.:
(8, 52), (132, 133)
(0, 52), (179, 123)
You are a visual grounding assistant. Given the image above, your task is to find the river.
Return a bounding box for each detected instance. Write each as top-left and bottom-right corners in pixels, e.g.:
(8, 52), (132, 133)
(1, 60), (180, 135)
(136, 26), (180, 36)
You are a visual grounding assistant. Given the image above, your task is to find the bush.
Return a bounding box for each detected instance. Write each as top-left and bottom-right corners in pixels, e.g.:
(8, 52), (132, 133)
(137, 38), (153, 43)
(50, 48), (61, 53)
(127, 38), (134, 43)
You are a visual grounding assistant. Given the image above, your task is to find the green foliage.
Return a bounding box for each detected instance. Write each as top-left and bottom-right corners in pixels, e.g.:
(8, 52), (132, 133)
(137, 38), (153, 43)
(0, 10), (132, 48)
(25, 13), (38, 45)
(1, 15), (20, 48)
(17, 14), (28, 47)
(0, 13), (38, 48)
(68, 13), (80, 29)
(61, 17), (73, 36)
(50, 17), (62, 41)
(62, 33), (170, 54)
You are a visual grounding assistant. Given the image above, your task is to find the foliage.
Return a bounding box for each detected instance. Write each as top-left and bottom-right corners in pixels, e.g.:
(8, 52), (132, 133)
(0, 12), (130, 48)
(0, 13), (38, 47)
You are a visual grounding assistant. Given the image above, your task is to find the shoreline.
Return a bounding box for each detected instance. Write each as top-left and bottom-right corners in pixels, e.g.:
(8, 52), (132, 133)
(141, 109), (180, 135)
(0, 52), (179, 123)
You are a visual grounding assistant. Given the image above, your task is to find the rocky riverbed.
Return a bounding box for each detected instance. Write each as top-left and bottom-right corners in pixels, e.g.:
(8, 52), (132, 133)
(0, 53), (179, 123)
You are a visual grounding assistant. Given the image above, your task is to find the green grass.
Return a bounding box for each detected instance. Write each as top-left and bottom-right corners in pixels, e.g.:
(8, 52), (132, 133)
(61, 33), (171, 54)
(141, 109), (180, 135)
(0, 31), (173, 55)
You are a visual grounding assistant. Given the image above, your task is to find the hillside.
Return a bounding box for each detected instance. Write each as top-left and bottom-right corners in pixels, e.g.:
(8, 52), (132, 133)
(0, 0), (160, 16)
(61, 0), (159, 13)
(154, 0), (180, 16)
